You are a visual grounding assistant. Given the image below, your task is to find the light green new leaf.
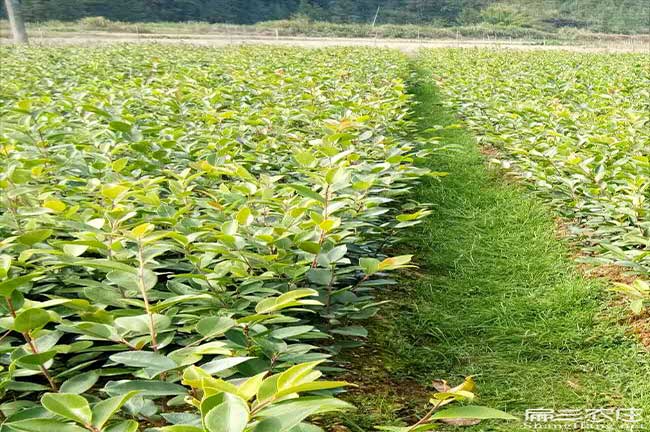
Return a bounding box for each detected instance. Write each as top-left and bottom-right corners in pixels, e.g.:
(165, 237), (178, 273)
(277, 361), (323, 390)
(359, 258), (380, 275)
(237, 371), (268, 400)
(377, 255), (413, 271)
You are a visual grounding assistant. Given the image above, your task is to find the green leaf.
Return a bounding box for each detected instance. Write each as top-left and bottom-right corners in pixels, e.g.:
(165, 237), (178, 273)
(287, 185), (325, 203)
(160, 426), (205, 432)
(72, 259), (137, 274)
(325, 245), (347, 264)
(150, 294), (212, 313)
(255, 289), (320, 314)
(6, 419), (88, 432)
(63, 244), (89, 257)
(109, 121), (132, 133)
(430, 406), (518, 420)
(17, 229), (52, 246)
(256, 397), (353, 427)
(0, 254), (11, 278)
(41, 393), (92, 425)
(222, 220), (238, 235)
(298, 242), (321, 255)
(43, 199), (66, 213)
(114, 314), (170, 334)
(100, 184), (129, 200)
(293, 150), (316, 166)
(104, 420), (139, 432)
(630, 299), (644, 315)
(91, 391), (140, 429)
(359, 258), (379, 275)
(6, 381), (49, 392)
(201, 357), (254, 375)
(111, 158), (129, 173)
(270, 325), (315, 340)
(236, 207), (253, 225)
(103, 380), (186, 397)
(306, 269), (332, 286)
(325, 167), (347, 185)
(377, 255), (413, 271)
(237, 372), (267, 401)
(275, 381), (352, 399)
(10, 167), (32, 184)
(0, 273), (41, 297)
(287, 424), (324, 432)
(203, 393), (249, 432)
(131, 223), (155, 238)
(16, 350), (57, 367)
(256, 374), (280, 403)
(277, 361), (322, 390)
(60, 371), (99, 394)
(330, 326), (367, 338)
(252, 418), (283, 432)
(196, 316), (236, 338)
(109, 351), (177, 377)
(14, 308), (51, 333)
(107, 268), (156, 291)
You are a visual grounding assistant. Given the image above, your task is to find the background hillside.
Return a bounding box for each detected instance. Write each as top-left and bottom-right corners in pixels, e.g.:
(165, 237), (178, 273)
(2, 0), (649, 34)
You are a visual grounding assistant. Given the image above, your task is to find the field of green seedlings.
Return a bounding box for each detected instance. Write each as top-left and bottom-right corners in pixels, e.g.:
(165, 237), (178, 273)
(423, 50), (650, 277)
(0, 46), (448, 431)
(1, 43), (648, 432)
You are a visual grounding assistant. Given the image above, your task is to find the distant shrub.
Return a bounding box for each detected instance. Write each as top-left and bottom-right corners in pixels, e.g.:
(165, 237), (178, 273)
(78, 16), (113, 29)
(479, 4), (532, 27)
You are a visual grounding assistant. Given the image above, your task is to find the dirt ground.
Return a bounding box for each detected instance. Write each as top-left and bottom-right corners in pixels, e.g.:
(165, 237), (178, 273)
(2, 32), (649, 53)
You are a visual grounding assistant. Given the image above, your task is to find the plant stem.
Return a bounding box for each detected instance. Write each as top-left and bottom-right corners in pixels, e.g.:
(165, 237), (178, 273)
(325, 265), (336, 314)
(5, 297), (57, 391)
(137, 241), (158, 351)
(312, 184), (331, 268)
(406, 399), (445, 431)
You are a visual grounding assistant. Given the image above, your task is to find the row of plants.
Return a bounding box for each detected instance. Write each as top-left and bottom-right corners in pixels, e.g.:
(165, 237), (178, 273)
(0, 45), (516, 431)
(420, 49), (650, 313)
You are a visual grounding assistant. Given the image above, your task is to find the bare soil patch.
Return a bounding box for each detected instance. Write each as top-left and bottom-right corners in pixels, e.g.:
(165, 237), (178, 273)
(2, 32), (648, 53)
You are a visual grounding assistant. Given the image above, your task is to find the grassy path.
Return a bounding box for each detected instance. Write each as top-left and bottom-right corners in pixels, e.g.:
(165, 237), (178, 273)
(336, 67), (650, 431)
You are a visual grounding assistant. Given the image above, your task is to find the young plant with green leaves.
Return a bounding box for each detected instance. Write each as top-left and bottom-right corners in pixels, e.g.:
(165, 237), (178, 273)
(377, 378), (517, 431)
(0, 45), (432, 431)
(611, 279), (650, 315)
(420, 49), (650, 276)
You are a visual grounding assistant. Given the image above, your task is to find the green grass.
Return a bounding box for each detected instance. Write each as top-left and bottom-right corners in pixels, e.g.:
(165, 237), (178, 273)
(334, 66), (650, 431)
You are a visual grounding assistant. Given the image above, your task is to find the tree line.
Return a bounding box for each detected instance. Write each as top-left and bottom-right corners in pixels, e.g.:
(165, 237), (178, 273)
(2, 0), (648, 34)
